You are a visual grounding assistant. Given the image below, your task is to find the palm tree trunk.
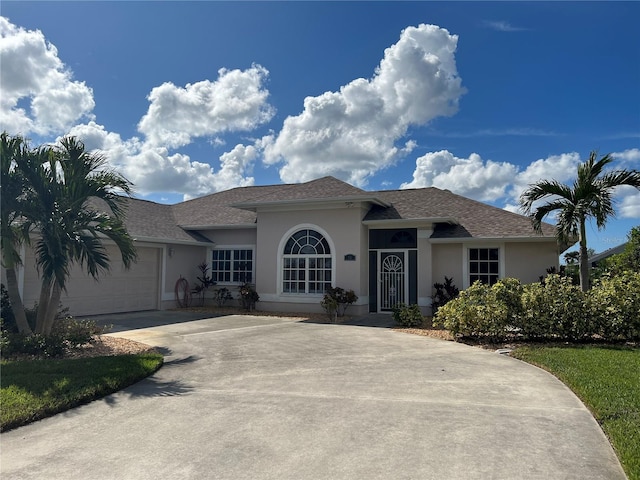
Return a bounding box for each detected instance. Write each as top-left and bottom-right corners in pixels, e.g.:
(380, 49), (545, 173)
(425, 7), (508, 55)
(41, 282), (61, 335)
(35, 277), (53, 334)
(4, 267), (32, 334)
(579, 219), (590, 292)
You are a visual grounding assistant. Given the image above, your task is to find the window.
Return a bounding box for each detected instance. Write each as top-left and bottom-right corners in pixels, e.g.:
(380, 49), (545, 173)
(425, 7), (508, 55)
(282, 229), (332, 294)
(469, 247), (499, 285)
(212, 248), (253, 284)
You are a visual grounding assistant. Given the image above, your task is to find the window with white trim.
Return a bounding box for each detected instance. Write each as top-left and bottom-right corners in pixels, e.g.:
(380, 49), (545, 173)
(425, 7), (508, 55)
(282, 229), (332, 294)
(469, 247), (499, 285)
(211, 248), (253, 284)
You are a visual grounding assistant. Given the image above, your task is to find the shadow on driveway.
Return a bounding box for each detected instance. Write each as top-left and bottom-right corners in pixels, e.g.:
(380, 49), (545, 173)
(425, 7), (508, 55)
(88, 310), (223, 332)
(299, 313), (396, 328)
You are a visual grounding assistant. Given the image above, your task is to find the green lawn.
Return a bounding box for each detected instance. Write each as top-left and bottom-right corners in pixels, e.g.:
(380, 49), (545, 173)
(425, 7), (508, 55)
(511, 345), (640, 480)
(1, 353), (163, 432)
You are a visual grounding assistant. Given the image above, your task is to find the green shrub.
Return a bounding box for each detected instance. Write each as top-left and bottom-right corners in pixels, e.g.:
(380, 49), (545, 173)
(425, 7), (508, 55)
(1, 317), (107, 359)
(323, 287), (358, 317)
(590, 271), (640, 341)
(320, 295), (339, 322)
(392, 303), (424, 327)
(520, 274), (591, 340)
(434, 279), (522, 340)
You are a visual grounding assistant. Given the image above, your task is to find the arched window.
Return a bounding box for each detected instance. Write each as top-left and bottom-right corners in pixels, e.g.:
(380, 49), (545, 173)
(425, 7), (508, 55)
(282, 229), (332, 294)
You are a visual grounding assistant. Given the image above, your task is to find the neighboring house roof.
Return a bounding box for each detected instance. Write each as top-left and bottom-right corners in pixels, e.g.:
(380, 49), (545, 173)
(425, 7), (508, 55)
(588, 243), (628, 265)
(108, 176), (556, 244)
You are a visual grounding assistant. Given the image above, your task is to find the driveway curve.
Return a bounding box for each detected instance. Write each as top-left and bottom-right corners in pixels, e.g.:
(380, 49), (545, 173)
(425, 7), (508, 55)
(1, 313), (626, 480)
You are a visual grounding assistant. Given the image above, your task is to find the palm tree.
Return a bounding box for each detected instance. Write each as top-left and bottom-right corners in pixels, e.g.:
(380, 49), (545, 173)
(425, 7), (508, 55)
(11, 136), (137, 334)
(1, 133), (33, 334)
(520, 151), (640, 291)
(563, 250), (580, 265)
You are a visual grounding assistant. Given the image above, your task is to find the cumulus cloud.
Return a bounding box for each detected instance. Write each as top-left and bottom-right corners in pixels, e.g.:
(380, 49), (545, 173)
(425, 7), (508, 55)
(0, 17), (95, 135)
(612, 148), (640, 164)
(401, 150), (517, 201)
(404, 149), (640, 220)
(619, 188), (640, 218)
(263, 24), (465, 186)
(67, 122), (258, 199)
(138, 65), (274, 148)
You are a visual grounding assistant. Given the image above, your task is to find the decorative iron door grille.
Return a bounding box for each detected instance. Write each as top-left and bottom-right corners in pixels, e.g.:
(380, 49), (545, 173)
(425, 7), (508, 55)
(380, 252), (406, 311)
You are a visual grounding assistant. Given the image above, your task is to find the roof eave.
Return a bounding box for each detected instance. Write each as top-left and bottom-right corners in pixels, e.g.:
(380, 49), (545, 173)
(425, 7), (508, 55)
(362, 217), (459, 227)
(429, 235), (559, 244)
(231, 195), (391, 211)
(132, 235), (213, 246)
(180, 223), (257, 230)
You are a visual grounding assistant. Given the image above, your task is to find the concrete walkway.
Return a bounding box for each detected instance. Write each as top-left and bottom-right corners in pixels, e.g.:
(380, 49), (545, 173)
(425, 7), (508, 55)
(1, 311), (626, 480)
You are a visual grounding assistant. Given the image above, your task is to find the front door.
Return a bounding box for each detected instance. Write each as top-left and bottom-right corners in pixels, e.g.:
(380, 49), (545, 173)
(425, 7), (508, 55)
(379, 251), (407, 312)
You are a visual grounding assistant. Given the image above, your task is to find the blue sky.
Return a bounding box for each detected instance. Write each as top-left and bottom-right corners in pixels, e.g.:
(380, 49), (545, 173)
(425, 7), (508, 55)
(1, 1), (639, 256)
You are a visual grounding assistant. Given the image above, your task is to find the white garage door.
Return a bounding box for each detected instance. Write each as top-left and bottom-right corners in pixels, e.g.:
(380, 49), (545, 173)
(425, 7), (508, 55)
(59, 245), (161, 316)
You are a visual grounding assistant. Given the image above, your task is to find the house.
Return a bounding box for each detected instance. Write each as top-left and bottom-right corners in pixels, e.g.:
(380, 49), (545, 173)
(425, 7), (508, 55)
(588, 243), (628, 268)
(15, 176), (562, 317)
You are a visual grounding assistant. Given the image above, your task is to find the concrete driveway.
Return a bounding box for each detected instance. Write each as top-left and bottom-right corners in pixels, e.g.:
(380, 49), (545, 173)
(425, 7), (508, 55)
(1, 312), (626, 480)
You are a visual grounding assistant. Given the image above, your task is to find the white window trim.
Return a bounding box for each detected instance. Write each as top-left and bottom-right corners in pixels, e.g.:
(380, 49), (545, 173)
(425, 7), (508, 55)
(276, 224), (336, 297)
(210, 245), (256, 286)
(461, 242), (505, 289)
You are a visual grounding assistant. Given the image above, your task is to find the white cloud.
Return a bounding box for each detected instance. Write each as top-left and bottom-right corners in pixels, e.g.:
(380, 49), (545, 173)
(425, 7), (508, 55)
(509, 152), (581, 201)
(402, 149), (640, 220)
(0, 17), (95, 135)
(619, 189), (640, 218)
(263, 24), (465, 187)
(612, 148), (640, 164)
(482, 20), (529, 32)
(138, 65), (274, 148)
(67, 122), (258, 199)
(401, 150), (517, 201)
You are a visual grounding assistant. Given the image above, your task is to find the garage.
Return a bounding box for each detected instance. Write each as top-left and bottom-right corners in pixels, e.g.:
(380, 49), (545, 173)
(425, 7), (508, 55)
(21, 245), (162, 317)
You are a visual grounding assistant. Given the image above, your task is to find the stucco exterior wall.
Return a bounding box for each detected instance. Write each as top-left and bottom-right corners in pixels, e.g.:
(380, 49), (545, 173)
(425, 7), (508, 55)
(431, 243), (464, 293)
(161, 243), (208, 309)
(255, 205), (369, 313)
(505, 241), (559, 284)
(417, 229), (434, 314)
(200, 228), (257, 245)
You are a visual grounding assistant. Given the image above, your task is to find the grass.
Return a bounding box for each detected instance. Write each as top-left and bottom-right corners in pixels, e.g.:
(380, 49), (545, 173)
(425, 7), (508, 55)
(511, 345), (640, 480)
(1, 353), (164, 432)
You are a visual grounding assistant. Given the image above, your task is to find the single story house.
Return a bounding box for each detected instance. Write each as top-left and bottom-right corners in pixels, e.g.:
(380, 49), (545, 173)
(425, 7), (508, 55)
(14, 176), (562, 317)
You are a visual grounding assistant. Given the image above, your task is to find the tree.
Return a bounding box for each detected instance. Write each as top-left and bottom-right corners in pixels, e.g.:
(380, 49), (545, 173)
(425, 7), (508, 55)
(563, 250), (579, 265)
(520, 151), (640, 291)
(1, 133), (32, 334)
(599, 226), (640, 274)
(4, 134), (137, 335)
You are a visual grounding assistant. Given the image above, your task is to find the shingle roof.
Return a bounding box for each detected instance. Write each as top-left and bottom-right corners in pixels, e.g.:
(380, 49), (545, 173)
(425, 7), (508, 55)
(89, 197), (212, 244)
(109, 176), (555, 243)
(366, 187), (556, 238)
